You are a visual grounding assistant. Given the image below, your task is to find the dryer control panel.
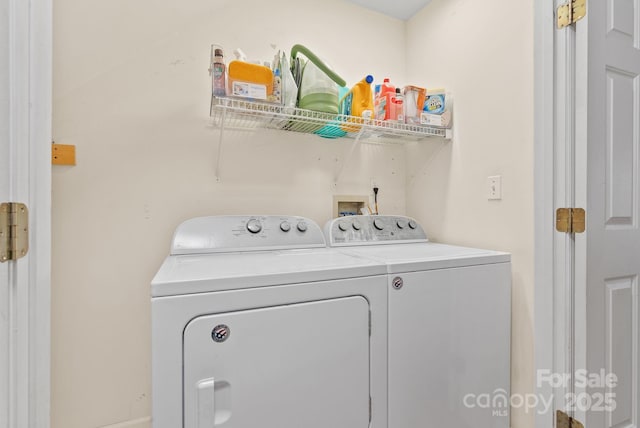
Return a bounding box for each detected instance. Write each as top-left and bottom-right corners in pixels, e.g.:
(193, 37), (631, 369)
(171, 215), (326, 255)
(325, 215), (428, 246)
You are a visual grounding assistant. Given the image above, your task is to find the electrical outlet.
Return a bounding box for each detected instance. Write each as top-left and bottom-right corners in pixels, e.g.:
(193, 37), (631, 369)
(487, 175), (502, 200)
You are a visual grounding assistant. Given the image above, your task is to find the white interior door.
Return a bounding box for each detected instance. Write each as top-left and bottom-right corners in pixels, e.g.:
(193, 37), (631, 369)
(575, 0), (640, 426)
(0, 0), (51, 426)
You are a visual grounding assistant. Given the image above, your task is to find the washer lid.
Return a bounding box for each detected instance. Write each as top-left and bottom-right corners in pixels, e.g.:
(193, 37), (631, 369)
(339, 242), (510, 273)
(151, 248), (386, 297)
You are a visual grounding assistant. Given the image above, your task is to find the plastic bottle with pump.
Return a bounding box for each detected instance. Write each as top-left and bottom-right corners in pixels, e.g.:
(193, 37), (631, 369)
(212, 47), (226, 97)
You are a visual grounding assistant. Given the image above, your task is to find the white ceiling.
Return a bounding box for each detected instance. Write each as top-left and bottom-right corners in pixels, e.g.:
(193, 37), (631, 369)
(343, 0), (433, 20)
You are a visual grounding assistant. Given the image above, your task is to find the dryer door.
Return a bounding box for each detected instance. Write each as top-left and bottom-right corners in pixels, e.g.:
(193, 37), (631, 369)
(183, 296), (370, 428)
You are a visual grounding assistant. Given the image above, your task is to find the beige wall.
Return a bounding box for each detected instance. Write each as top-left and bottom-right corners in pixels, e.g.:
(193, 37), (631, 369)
(52, 0), (534, 427)
(52, 1), (406, 427)
(405, 1), (535, 428)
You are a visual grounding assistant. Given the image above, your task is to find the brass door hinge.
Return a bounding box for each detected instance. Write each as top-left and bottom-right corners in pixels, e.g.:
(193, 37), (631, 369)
(557, 410), (584, 428)
(0, 202), (29, 262)
(556, 208), (586, 234)
(557, 0), (586, 28)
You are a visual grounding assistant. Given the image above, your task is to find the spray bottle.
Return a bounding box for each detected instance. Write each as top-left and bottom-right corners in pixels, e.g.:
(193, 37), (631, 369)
(212, 47), (226, 97)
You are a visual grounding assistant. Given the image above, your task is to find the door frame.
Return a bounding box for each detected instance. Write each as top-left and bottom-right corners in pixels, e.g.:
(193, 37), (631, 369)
(534, 0), (577, 426)
(2, 0), (52, 426)
(533, 0), (556, 423)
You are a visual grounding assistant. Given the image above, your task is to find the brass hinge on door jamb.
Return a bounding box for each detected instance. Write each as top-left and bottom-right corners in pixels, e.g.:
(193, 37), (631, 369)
(557, 0), (586, 28)
(556, 208), (586, 234)
(557, 410), (585, 428)
(0, 202), (29, 262)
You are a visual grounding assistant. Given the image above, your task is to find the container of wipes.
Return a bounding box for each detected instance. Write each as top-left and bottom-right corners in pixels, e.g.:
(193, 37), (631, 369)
(423, 89), (445, 115)
(421, 89), (452, 128)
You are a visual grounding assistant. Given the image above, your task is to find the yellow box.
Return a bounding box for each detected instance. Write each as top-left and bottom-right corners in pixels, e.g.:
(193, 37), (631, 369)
(227, 61), (273, 100)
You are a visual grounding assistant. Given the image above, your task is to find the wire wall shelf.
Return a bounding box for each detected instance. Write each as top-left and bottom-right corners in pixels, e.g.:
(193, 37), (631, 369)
(209, 96), (452, 182)
(210, 96), (452, 142)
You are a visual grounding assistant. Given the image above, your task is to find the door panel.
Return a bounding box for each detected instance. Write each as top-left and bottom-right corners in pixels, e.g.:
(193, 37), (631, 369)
(608, 0), (635, 38)
(580, 0), (640, 426)
(183, 296), (370, 428)
(605, 68), (637, 226)
(604, 276), (637, 427)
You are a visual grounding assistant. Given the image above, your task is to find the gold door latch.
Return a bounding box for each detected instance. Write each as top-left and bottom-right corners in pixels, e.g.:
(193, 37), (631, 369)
(0, 202), (29, 262)
(557, 0), (586, 28)
(556, 208), (586, 234)
(557, 410), (584, 428)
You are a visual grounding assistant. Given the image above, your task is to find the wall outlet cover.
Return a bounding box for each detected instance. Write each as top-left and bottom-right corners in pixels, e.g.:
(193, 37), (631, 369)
(487, 175), (502, 200)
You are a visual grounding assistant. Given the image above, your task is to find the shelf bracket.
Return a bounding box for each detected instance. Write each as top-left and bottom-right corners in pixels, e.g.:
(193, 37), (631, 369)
(334, 126), (366, 185)
(214, 104), (227, 181)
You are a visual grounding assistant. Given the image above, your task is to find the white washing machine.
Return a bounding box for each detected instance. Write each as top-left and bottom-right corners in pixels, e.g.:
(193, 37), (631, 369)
(151, 215), (388, 428)
(325, 215), (512, 428)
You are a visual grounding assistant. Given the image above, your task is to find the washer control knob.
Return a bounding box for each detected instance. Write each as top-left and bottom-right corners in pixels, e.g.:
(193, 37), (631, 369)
(246, 219), (262, 234)
(280, 221), (291, 232)
(396, 220), (407, 229)
(408, 220), (418, 229)
(373, 218), (384, 230)
(297, 221), (308, 232)
(352, 220), (361, 231)
(338, 222), (348, 232)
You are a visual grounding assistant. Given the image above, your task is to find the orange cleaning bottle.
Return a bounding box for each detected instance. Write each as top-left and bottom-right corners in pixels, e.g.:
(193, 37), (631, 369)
(375, 78), (396, 120)
(340, 75), (374, 132)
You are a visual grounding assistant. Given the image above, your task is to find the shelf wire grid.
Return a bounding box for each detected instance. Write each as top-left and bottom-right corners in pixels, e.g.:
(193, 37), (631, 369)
(210, 96), (448, 141)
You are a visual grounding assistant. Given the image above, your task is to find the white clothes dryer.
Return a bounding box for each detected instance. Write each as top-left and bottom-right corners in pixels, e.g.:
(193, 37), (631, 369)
(151, 215), (388, 428)
(325, 215), (512, 428)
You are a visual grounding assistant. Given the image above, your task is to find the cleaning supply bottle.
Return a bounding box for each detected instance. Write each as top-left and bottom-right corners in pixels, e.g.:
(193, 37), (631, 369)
(349, 75), (374, 118)
(375, 78), (396, 120)
(340, 75), (374, 132)
(271, 69), (282, 104)
(269, 53), (282, 104)
(212, 48), (226, 97)
(392, 88), (404, 122)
